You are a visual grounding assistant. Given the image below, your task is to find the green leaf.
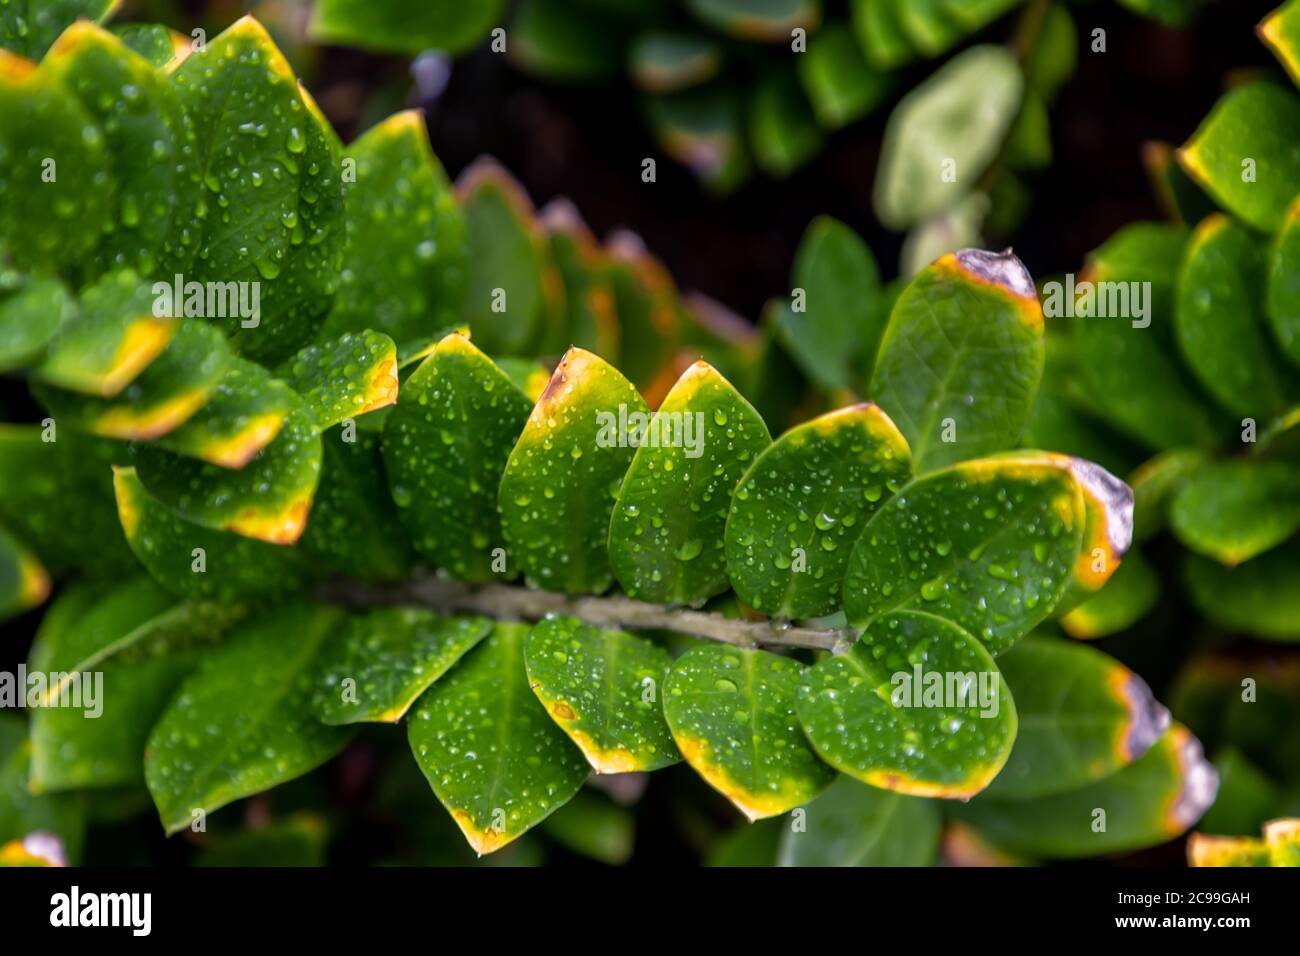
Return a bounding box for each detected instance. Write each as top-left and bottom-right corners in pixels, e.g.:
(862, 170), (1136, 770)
(538, 789), (635, 865)
(134, 402), (322, 545)
(499, 347), (648, 593)
(510, 0), (626, 82)
(610, 361), (770, 604)
(383, 333), (532, 581)
(773, 216), (883, 392)
(194, 813), (328, 867)
(111, 24), (183, 69)
(604, 234), (685, 397)
(1266, 818), (1300, 866)
(456, 160), (547, 355)
(33, 318), (230, 440)
(777, 775), (941, 866)
(1024, 2), (1075, 103)
(280, 329), (398, 429)
(798, 21), (892, 130)
(0, 524), (48, 619)
(0, 425), (135, 577)
(1188, 833), (1273, 867)
(1198, 747), (1281, 837)
(1178, 81), (1300, 233)
(1170, 458), (1300, 565)
(1176, 215), (1293, 418)
(1071, 223), (1222, 450)
(144, 602), (354, 835)
(42, 22), (198, 278)
(843, 453), (1089, 655)
(797, 610), (1017, 797)
(0, 0), (115, 60)
(0, 715), (85, 865)
(300, 426), (415, 582)
(32, 270), (173, 398)
(645, 84), (751, 195)
(686, 0), (821, 42)
(408, 622), (589, 855)
(1130, 447), (1208, 544)
(314, 608), (491, 724)
(665, 643), (834, 819)
(525, 616), (679, 773)
(156, 358), (297, 469)
(28, 578), (242, 792)
(540, 202), (620, 361)
(171, 16), (344, 363)
(1266, 198), (1300, 366)
(707, 818), (781, 865)
(0, 275), (74, 373)
(953, 724), (1218, 858)
(321, 111), (466, 346)
(851, 0), (914, 71)
(0, 46), (113, 275)
(114, 465), (310, 600)
(725, 404), (910, 618)
(982, 635), (1169, 800)
(309, 0), (503, 56)
(1115, 0), (1207, 28)
(1143, 140), (1217, 226)
(871, 249), (1044, 473)
(629, 31), (721, 93)
(1058, 548), (1159, 639)
(1184, 539), (1300, 641)
(873, 46), (1023, 231)
(896, 0), (964, 58)
(748, 65), (824, 177)
(1262, 0), (1300, 88)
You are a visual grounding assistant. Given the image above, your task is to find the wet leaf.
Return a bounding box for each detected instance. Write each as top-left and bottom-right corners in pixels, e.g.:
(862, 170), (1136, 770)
(525, 616), (680, 773)
(1176, 215), (1293, 418)
(1178, 81), (1300, 233)
(300, 426), (415, 582)
(456, 160), (547, 355)
(134, 402), (322, 545)
(113, 465), (310, 601)
(844, 453), (1086, 655)
(982, 635), (1169, 800)
(314, 608), (491, 724)
(33, 271), (173, 398)
(112, 24), (185, 69)
(726, 403), (910, 618)
(773, 216), (883, 392)
(1266, 198), (1300, 366)
(156, 358), (296, 468)
(171, 16), (344, 362)
(953, 724), (1218, 858)
(0, 41), (113, 275)
(42, 23), (198, 277)
(871, 249), (1044, 473)
(383, 333), (531, 581)
(0, 276), (74, 373)
(873, 46), (1023, 230)
(144, 602), (354, 834)
(777, 775), (941, 866)
(499, 347), (648, 593)
(797, 610), (1017, 798)
(610, 361), (770, 604)
(280, 329), (398, 429)
(28, 578), (241, 792)
(32, 318), (230, 440)
(0, 0), (115, 60)
(408, 622), (589, 855)
(663, 643), (835, 820)
(309, 0), (503, 56)
(321, 111), (466, 345)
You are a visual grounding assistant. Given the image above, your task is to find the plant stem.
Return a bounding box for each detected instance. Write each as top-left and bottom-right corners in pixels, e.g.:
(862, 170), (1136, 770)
(323, 576), (847, 652)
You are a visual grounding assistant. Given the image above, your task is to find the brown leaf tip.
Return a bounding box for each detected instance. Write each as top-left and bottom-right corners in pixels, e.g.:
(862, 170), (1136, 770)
(1069, 458), (1134, 560)
(1170, 728), (1219, 831)
(955, 248), (1037, 301)
(1118, 672), (1170, 763)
